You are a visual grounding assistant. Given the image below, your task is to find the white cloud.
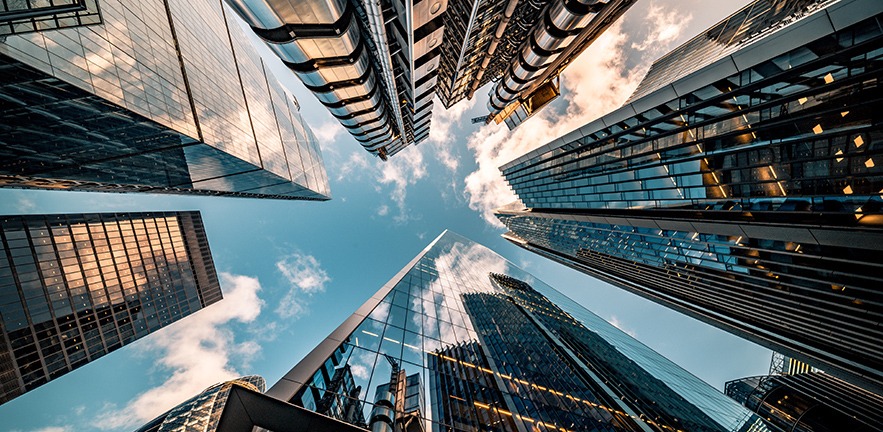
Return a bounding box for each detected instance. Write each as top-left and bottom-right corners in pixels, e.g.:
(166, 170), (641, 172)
(630, 3), (691, 55)
(335, 151), (370, 182)
(608, 315), (638, 338)
(376, 204), (390, 216)
(428, 97), (476, 148)
(377, 148), (427, 224)
(332, 146), (426, 223)
(426, 96), (478, 174)
(275, 252), (331, 319)
(463, 8), (693, 227)
(16, 196), (36, 212)
(463, 23), (641, 226)
(30, 427), (73, 432)
(311, 121), (344, 145)
(95, 273), (264, 430)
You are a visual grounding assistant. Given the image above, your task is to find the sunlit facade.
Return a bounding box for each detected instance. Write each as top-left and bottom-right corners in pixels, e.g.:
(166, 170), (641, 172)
(0, 211), (222, 405)
(135, 375), (266, 432)
(498, 0), (883, 394)
(226, 0), (634, 159)
(0, 0), (330, 200)
(262, 231), (768, 432)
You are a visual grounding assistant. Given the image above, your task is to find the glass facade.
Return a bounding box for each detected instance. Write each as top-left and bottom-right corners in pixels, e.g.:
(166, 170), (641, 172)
(135, 375), (266, 432)
(498, 0), (883, 394)
(269, 231), (767, 432)
(0, 0), (102, 37)
(725, 372), (883, 432)
(0, 211), (223, 405)
(0, 0), (329, 200)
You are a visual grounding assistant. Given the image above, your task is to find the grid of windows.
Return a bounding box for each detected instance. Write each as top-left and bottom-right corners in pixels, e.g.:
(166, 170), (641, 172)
(0, 211), (222, 404)
(282, 231), (765, 432)
(0, 0), (329, 200)
(497, 0), (883, 396)
(0, 0), (102, 37)
(504, 17), (883, 211)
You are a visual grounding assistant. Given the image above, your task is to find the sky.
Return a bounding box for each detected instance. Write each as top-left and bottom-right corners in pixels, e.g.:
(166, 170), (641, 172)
(0, 1), (772, 431)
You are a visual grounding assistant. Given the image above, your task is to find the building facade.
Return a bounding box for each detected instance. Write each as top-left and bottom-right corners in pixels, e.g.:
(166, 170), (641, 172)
(0, 0), (103, 37)
(497, 0), (883, 393)
(0, 211), (223, 405)
(725, 363), (883, 431)
(0, 0), (330, 200)
(255, 231), (768, 432)
(135, 375), (266, 432)
(226, 0), (634, 159)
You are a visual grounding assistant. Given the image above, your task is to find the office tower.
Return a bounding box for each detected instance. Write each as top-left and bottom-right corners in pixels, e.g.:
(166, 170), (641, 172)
(226, 0), (634, 159)
(497, 0), (883, 394)
(0, 211), (222, 405)
(0, 0), (102, 36)
(135, 375), (266, 432)
(224, 231), (768, 432)
(0, 0), (330, 200)
(725, 358), (883, 431)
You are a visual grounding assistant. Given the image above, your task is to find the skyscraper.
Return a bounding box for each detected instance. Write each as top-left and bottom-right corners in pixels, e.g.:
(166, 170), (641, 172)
(497, 0), (883, 393)
(725, 356), (883, 431)
(226, 0), (635, 159)
(0, 211), (223, 405)
(222, 231), (769, 432)
(135, 375), (266, 432)
(0, 0), (330, 200)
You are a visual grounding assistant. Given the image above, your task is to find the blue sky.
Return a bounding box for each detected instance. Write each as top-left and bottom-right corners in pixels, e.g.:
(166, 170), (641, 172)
(0, 1), (772, 431)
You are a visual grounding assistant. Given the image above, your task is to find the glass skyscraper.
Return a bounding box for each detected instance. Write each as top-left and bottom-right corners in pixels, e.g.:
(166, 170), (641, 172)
(253, 231), (768, 432)
(227, 0), (635, 159)
(135, 375), (266, 432)
(0, 211), (223, 405)
(497, 0), (883, 394)
(725, 363), (883, 431)
(0, 0), (330, 200)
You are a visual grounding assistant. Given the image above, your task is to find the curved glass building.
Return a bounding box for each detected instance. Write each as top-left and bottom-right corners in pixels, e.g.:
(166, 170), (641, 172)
(136, 375), (267, 432)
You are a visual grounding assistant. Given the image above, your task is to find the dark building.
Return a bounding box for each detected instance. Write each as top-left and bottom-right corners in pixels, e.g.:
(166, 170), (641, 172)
(497, 0), (883, 394)
(232, 231), (768, 432)
(226, 0), (634, 159)
(725, 362), (883, 431)
(0, 0), (330, 200)
(0, 211), (222, 405)
(135, 375), (266, 432)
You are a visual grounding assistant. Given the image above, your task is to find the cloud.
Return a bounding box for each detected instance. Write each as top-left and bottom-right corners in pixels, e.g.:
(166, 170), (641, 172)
(377, 204), (390, 216)
(332, 146), (426, 223)
(15, 196), (36, 212)
(426, 96), (478, 174)
(630, 3), (691, 54)
(463, 23), (641, 226)
(94, 273), (264, 430)
(275, 252), (331, 319)
(335, 151), (370, 182)
(29, 427), (73, 432)
(311, 121), (344, 145)
(608, 315), (638, 338)
(463, 7), (693, 226)
(377, 148), (427, 223)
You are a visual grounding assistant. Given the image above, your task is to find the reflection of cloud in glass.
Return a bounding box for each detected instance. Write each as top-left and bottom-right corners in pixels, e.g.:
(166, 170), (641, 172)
(368, 302), (389, 330)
